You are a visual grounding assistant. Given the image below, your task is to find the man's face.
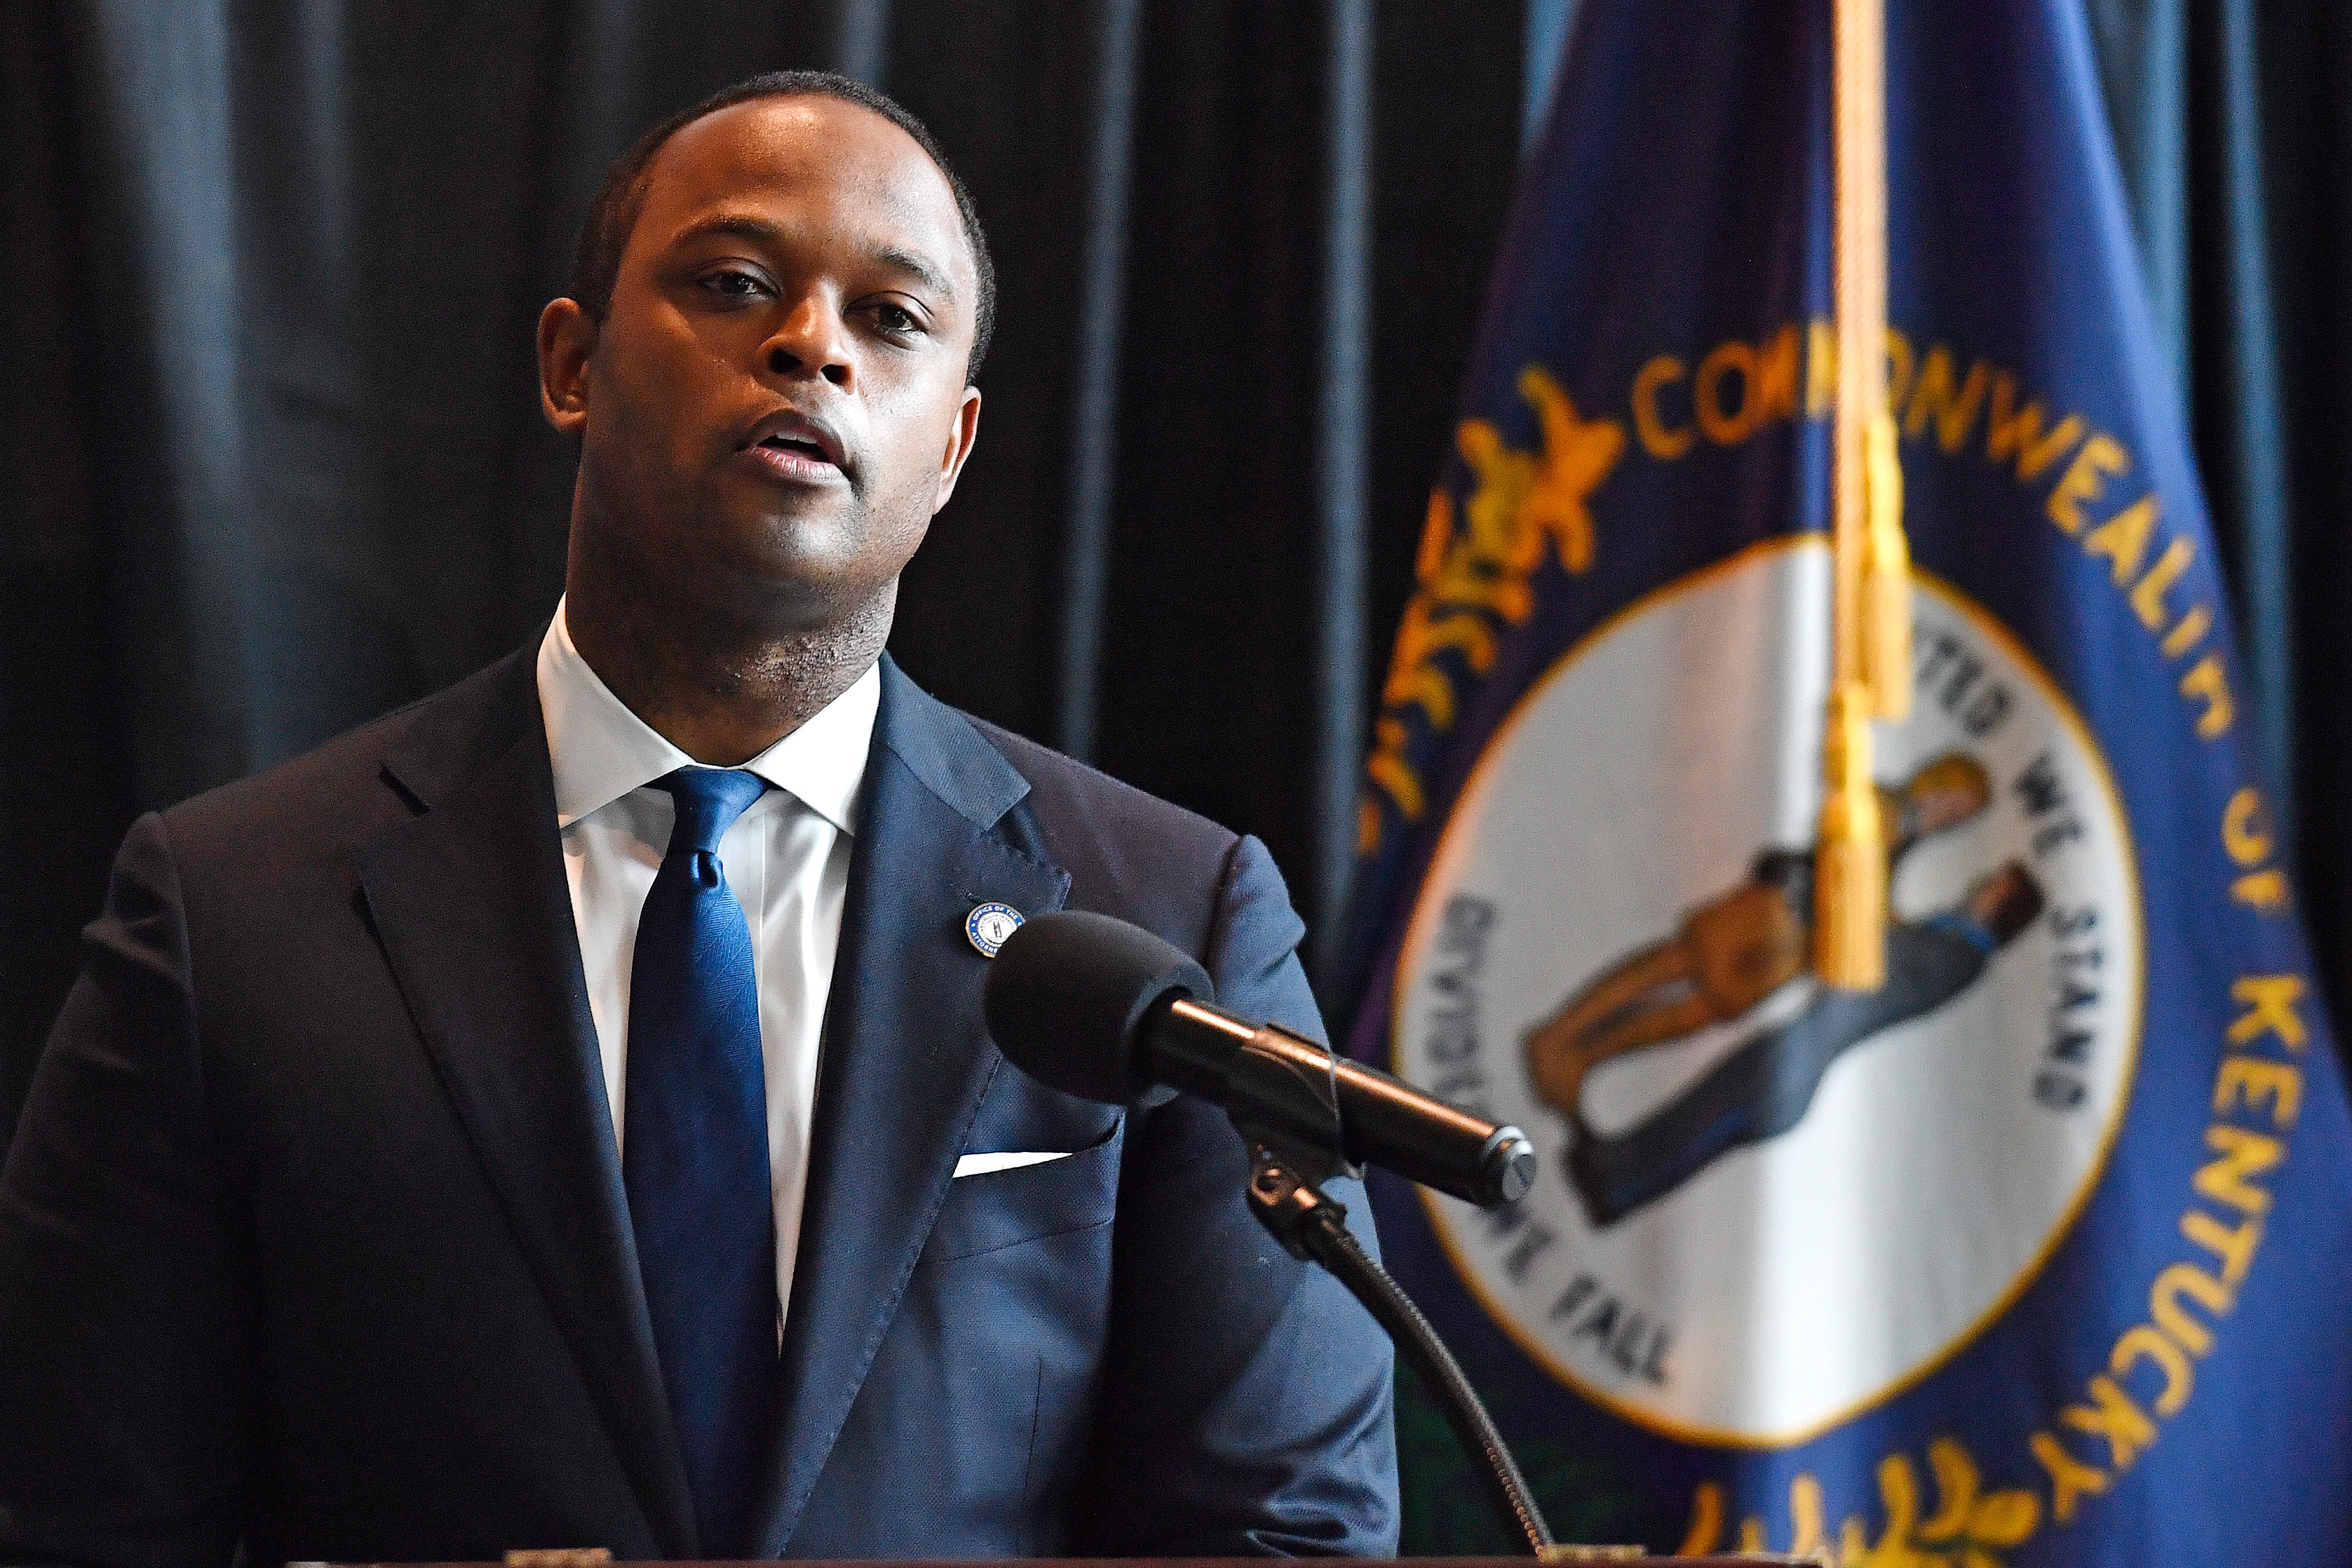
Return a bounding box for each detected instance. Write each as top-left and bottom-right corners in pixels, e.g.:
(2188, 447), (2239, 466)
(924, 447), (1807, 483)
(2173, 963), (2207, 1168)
(542, 95), (982, 634)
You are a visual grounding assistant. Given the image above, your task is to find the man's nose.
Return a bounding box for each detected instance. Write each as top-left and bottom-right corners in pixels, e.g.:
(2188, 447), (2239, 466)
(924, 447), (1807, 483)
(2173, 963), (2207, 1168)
(760, 297), (853, 388)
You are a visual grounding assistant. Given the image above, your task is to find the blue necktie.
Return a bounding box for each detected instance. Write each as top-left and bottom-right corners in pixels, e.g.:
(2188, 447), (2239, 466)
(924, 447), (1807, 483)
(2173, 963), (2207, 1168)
(624, 767), (777, 1555)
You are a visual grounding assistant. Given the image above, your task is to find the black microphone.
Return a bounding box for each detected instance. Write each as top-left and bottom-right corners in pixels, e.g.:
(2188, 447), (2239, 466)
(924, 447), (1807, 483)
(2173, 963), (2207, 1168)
(983, 909), (1536, 1209)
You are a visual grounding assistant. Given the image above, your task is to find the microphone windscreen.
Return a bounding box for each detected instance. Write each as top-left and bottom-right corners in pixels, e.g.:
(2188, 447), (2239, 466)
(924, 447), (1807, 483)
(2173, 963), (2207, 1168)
(984, 910), (1214, 1104)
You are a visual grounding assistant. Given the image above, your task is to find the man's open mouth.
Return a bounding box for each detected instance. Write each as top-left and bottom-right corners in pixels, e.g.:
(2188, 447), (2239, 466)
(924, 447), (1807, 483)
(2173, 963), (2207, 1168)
(741, 408), (849, 481)
(758, 431), (833, 462)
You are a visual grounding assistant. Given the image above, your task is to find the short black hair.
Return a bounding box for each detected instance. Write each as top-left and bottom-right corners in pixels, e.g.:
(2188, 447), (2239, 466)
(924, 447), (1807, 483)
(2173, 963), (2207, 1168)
(567, 70), (996, 383)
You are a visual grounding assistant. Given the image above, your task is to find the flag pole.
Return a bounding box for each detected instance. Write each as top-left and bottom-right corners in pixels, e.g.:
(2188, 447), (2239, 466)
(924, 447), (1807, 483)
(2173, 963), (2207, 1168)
(1816, 0), (1907, 989)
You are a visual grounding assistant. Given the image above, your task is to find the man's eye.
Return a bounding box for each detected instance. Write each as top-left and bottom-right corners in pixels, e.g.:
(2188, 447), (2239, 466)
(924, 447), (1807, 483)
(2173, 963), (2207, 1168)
(699, 269), (768, 299)
(871, 303), (922, 336)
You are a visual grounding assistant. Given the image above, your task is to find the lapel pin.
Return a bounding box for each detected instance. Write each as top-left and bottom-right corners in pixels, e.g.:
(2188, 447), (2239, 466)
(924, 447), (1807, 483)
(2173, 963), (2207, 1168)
(965, 901), (1025, 958)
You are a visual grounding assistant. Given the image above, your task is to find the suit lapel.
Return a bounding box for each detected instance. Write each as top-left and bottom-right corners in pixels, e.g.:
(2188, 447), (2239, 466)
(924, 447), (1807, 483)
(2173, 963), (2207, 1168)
(751, 660), (1069, 1555)
(356, 652), (699, 1558)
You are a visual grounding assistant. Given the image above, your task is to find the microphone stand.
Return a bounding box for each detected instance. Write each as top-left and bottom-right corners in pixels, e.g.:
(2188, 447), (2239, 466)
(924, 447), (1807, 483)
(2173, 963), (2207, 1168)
(1224, 1028), (1556, 1557)
(1245, 1150), (1556, 1557)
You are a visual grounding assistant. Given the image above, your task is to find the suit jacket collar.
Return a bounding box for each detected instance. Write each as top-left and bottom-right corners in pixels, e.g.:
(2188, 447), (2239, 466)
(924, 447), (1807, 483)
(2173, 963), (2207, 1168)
(750, 657), (1070, 1554)
(359, 645), (701, 1557)
(357, 646), (1069, 1559)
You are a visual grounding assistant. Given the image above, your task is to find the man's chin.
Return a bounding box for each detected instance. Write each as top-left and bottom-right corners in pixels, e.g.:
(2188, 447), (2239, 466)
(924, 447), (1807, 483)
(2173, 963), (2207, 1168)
(584, 482), (914, 639)
(667, 545), (900, 640)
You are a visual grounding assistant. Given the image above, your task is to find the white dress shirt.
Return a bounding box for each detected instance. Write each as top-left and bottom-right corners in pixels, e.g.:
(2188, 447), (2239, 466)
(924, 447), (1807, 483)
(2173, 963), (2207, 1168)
(536, 598), (878, 1329)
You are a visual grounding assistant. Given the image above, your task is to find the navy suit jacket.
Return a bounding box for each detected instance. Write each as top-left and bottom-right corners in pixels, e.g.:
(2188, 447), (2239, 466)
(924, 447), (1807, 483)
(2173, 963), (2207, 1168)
(0, 647), (1398, 1566)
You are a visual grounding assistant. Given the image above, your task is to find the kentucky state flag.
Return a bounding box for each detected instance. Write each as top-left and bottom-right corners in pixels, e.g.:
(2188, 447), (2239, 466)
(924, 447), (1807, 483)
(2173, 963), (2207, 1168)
(1344, 1), (2352, 1563)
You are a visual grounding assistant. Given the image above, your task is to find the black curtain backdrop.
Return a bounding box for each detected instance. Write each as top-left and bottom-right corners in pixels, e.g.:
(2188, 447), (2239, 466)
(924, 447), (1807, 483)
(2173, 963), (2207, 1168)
(5, 0), (2348, 1163)
(2083, 0), (2352, 1071)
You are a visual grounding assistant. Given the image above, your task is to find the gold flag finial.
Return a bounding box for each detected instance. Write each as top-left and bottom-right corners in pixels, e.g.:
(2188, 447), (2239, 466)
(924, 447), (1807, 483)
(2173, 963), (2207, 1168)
(1817, 0), (1897, 987)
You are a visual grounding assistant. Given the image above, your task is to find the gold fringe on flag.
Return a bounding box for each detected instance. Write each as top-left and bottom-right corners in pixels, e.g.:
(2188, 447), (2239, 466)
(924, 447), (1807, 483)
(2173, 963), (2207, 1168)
(1816, 0), (1908, 989)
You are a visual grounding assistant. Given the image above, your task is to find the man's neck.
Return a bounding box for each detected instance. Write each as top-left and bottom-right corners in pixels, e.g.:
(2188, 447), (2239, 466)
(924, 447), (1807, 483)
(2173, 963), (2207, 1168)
(562, 582), (889, 767)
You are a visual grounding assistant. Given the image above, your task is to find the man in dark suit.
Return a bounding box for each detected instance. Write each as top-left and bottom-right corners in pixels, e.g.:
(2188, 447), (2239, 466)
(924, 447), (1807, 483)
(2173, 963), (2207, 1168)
(0, 72), (1397, 1566)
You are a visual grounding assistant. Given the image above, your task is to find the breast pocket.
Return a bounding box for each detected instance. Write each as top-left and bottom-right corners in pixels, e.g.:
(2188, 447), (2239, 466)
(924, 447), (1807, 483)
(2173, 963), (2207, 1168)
(922, 1117), (1122, 1266)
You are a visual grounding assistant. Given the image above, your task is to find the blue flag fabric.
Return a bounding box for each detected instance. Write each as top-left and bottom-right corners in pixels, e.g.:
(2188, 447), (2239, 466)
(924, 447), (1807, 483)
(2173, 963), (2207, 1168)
(1346, 2), (2352, 1563)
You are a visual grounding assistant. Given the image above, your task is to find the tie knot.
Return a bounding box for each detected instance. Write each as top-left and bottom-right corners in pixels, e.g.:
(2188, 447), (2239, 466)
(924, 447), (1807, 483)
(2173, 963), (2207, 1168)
(656, 768), (769, 855)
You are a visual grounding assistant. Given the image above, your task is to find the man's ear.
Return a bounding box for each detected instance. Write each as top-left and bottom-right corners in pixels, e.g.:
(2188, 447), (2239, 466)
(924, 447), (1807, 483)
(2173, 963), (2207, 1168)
(930, 386), (984, 515)
(538, 298), (597, 438)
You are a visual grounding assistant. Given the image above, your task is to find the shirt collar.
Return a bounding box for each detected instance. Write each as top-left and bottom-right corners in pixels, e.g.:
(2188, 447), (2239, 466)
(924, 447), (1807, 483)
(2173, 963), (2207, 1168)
(536, 597), (878, 835)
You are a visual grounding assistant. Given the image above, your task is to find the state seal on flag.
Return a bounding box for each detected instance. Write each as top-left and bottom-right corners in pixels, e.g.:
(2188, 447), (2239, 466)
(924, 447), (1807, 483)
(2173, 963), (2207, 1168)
(1390, 535), (2142, 1447)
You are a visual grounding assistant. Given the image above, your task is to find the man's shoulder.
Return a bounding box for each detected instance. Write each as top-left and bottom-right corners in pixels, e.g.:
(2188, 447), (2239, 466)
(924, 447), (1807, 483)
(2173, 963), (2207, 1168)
(965, 714), (1237, 861)
(943, 708), (1295, 957)
(157, 646), (536, 864)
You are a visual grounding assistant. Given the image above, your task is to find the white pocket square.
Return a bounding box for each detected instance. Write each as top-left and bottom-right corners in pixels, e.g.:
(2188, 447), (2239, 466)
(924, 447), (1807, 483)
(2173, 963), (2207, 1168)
(952, 1150), (1074, 1178)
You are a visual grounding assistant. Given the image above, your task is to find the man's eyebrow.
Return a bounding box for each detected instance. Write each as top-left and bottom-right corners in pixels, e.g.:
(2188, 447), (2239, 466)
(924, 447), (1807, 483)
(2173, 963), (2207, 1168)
(671, 212), (786, 249)
(864, 244), (957, 303)
(667, 214), (958, 303)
